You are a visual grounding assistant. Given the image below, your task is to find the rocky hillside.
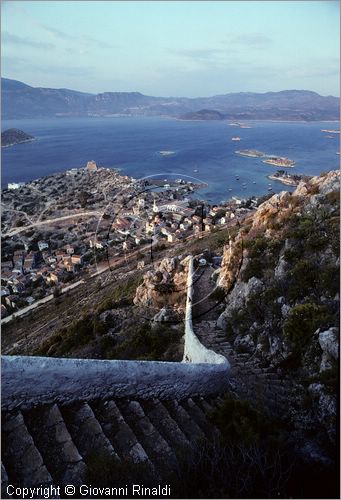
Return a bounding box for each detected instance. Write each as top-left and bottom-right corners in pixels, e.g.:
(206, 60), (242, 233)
(215, 170), (339, 448)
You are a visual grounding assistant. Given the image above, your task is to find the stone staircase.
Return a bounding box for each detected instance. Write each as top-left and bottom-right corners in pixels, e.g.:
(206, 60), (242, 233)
(193, 319), (302, 420)
(2, 394), (222, 495)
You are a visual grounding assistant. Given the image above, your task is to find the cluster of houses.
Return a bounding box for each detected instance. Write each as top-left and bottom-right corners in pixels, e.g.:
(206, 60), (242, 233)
(1, 241), (90, 318)
(111, 195), (256, 247)
(1, 175), (258, 318)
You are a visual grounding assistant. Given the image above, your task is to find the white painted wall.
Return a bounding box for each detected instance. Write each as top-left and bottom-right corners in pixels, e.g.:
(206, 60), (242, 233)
(1, 257), (230, 410)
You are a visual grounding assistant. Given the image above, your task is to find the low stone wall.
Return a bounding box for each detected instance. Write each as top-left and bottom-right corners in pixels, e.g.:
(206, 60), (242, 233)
(1, 257), (230, 411)
(2, 355), (229, 411)
(183, 257), (230, 366)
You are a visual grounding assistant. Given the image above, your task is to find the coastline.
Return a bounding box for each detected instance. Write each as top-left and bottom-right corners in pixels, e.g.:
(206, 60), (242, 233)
(267, 175), (299, 186)
(1, 138), (36, 148)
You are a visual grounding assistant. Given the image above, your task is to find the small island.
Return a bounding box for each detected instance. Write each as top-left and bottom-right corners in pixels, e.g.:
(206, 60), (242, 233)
(267, 170), (310, 186)
(235, 149), (265, 157)
(179, 109), (225, 121)
(262, 156), (295, 167)
(1, 128), (35, 148)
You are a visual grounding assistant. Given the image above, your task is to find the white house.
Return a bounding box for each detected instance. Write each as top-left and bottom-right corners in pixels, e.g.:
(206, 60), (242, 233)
(38, 241), (49, 251)
(8, 182), (25, 190)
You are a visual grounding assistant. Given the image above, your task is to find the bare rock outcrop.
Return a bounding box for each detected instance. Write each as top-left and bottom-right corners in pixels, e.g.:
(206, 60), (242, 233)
(217, 235), (243, 290)
(251, 191), (292, 230)
(297, 169), (340, 197)
(134, 256), (190, 314)
(318, 327), (339, 372)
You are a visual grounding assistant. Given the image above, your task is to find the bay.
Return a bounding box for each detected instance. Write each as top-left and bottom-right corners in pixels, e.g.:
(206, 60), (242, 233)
(1, 117), (339, 203)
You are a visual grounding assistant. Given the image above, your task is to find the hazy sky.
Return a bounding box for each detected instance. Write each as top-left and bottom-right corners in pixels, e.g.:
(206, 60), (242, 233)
(2, 1), (340, 97)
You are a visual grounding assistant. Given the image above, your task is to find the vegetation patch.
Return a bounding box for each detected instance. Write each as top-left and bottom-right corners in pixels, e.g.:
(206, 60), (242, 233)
(210, 395), (268, 445)
(96, 275), (143, 314)
(104, 322), (183, 361)
(283, 303), (333, 351)
(35, 314), (108, 356)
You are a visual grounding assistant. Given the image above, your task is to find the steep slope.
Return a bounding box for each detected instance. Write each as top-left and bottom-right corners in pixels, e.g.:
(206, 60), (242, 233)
(213, 171), (339, 454)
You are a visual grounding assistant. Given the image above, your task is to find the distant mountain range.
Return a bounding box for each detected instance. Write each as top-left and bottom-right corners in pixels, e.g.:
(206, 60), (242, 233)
(2, 78), (339, 121)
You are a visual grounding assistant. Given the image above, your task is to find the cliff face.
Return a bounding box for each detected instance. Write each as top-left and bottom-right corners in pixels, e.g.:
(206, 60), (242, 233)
(217, 234), (243, 290)
(217, 170), (340, 445)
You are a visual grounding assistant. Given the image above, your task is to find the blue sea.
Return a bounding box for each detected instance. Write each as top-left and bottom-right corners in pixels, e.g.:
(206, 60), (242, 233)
(2, 117), (340, 203)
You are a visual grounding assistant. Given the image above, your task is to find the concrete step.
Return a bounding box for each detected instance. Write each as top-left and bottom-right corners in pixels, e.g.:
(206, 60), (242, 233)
(23, 404), (87, 487)
(60, 402), (119, 464)
(117, 400), (178, 475)
(2, 411), (53, 488)
(92, 399), (151, 466)
(182, 398), (220, 440)
(141, 399), (192, 459)
(163, 400), (206, 443)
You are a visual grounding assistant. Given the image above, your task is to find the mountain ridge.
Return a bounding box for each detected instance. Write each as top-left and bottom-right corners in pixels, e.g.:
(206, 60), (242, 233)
(2, 77), (339, 120)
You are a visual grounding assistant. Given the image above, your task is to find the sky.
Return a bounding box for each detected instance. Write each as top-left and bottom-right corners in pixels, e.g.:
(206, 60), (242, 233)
(1, 1), (340, 97)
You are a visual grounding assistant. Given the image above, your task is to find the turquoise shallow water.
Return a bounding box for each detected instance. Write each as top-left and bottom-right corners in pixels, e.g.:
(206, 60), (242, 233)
(2, 117), (339, 203)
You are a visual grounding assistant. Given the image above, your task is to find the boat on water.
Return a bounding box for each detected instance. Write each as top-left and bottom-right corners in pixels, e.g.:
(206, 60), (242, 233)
(231, 137), (241, 141)
(159, 150), (175, 156)
(253, 181), (256, 184)
(228, 188), (233, 191)
(193, 169), (198, 173)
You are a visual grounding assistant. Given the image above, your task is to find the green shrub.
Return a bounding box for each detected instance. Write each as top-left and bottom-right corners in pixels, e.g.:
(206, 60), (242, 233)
(96, 275), (143, 313)
(327, 217), (340, 256)
(283, 303), (332, 350)
(319, 264), (340, 297)
(105, 323), (183, 361)
(244, 236), (268, 257)
(267, 239), (283, 255)
(288, 260), (318, 301)
(242, 257), (264, 281)
(35, 315), (108, 356)
(283, 247), (302, 263)
(210, 396), (267, 444)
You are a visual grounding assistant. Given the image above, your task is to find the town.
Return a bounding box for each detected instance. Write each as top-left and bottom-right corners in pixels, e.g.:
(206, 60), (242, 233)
(1, 161), (260, 320)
